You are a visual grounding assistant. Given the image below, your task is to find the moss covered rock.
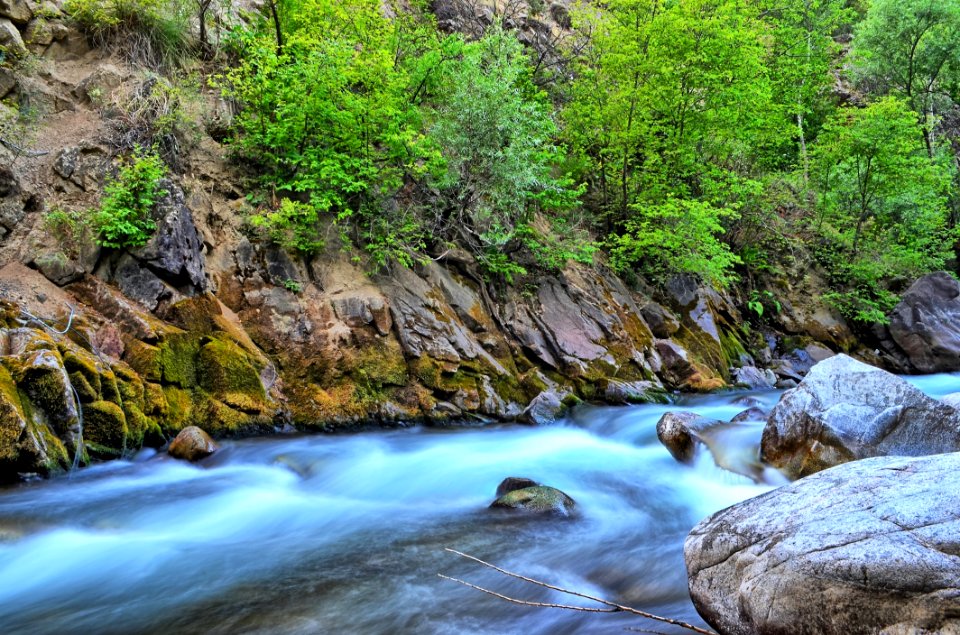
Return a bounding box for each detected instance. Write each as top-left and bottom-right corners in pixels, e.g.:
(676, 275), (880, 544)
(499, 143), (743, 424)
(82, 400), (127, 456)
(197, 338), (267, 413)
(490, 485), (577, 517)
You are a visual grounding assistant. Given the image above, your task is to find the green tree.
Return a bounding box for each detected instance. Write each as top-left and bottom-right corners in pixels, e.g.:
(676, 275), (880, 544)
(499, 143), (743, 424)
(854, 0), (960, 156)
(564, 0), (774, 285)
(761, 0), (852, 187)
(811, 97), (955, 321)
(429, 25), (583, 278)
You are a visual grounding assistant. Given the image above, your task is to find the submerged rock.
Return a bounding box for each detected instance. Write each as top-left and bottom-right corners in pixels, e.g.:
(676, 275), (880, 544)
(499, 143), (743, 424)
(761, 354), (960, 479)
(686, 453), (960, 635)
(889, 271), (960, 372)
(167, 426), (218, 461)
(657, 411), (768, 482)
(490, 485), (576, 516)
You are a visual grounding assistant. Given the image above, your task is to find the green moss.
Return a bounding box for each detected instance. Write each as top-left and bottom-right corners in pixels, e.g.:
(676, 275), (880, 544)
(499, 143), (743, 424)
(82, 401), (127, 453)
(160, 386), (193, 433)
(113, 364), (145, 410)
(69, 371), (98, 403)
(61, 349), (102, 396)
(158, 332), (201, 388)
(197, 338), (267, 412)
(0, 366), (25, 464)
(124, 340), (162, 382)
(37, 423), (71, 473)
(122, 404), (151, 449)
(143, 382), (168, 417)
(18, 350), (80, 438)
(191, 392), (272, 437)
(348, 339), (408, 387)
(99, 370), (122, 405)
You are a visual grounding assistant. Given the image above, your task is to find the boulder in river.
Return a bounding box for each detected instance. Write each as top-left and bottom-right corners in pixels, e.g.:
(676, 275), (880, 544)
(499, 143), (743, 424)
(656, 411), (708, 464)
(168, 426), (218, 461)
(686, 453), (960, 635)
(761, 354), (960, 480)
(889, 271), (960, 372)
(490, 485), (576, 516)
(494, 476), (539, 497)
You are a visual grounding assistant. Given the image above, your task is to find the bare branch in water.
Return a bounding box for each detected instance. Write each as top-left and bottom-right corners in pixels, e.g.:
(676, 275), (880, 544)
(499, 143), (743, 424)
(441, 548), (717, 635)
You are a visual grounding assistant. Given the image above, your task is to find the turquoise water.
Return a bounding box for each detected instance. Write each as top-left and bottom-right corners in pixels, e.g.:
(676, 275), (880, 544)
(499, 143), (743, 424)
(0, 375), (953, 635)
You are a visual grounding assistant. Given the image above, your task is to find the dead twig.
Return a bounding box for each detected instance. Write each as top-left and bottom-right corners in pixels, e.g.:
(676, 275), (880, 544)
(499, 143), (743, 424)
(441, 548), (717, 635)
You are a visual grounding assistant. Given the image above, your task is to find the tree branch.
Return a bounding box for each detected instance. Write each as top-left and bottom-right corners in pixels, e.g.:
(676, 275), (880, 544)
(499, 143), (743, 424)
(441, 548), (718, 635)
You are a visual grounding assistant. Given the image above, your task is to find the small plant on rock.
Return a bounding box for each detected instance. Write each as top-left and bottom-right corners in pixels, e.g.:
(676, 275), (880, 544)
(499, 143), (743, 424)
(95, 147), (167, 249)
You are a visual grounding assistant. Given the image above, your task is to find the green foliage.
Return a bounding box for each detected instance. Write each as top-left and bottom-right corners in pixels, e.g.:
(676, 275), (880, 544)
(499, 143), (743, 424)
(249, 199), (324, 255)
(95, 148), (168, 249)
(429, 24), (583, 276)
(854, 0), (960, 123)
(43, 208), (98, 262)
(811, 97), (955, 322)
(64, 0), (192, 69)
(609, 197), (742, 289)
(747, 290), (781, 319)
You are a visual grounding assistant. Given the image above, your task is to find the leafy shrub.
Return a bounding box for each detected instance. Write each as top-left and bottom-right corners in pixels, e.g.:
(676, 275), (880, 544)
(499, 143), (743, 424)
(609, 198), (742, 289)
(95, 148), (167, 249)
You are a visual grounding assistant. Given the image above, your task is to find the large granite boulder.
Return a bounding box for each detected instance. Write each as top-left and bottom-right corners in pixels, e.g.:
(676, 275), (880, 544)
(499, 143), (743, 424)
(889, 272), (960, 372)
(761, 354), (960, 479)
(686, 453), (960, 635)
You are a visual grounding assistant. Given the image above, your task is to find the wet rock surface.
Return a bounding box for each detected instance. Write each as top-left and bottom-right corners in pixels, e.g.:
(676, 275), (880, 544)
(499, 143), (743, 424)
(167, 426), (218, 461)
(761, 354), (960, 479)
(686, 453), (960, 635)
(490, 484), (576, 516)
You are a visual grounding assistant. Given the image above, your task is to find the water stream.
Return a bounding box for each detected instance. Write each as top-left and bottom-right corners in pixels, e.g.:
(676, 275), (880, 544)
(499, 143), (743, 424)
(0, 373), (957, 635)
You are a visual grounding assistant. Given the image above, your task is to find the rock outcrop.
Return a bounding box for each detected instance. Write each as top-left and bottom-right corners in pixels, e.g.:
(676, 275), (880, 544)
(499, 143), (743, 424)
(761, 354), (960, 479)
(889, 272), (960, 373)
(686, 453), (960, 635)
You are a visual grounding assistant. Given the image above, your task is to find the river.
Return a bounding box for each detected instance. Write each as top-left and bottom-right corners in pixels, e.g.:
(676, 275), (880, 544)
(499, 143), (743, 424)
(1, 372), (957, 635)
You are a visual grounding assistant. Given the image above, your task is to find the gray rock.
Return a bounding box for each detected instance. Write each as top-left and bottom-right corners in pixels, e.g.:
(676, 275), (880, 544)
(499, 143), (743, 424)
(114, 254), (177, 312)
(686, 453), (960, 635)
(656, 411), (706, 463)
(730, 406), (768, 424)
(131, 180), (208, 293)
(732, 366), (776, 389)
(0, 19), (26, 57)
(0, 66), (14, 99)
(494, 476), (539, 497)
(640, 302), (679, 338)
(23, 18), (52, 47)
(0, 0), (30, 25)
(521, 389), (569, 425)
(490, 485), (576, 516)
(889, 272), (960, 372)
(603, 379), (666, 404)
(943, 392), (960, 409)
(761, 354), (960, 479)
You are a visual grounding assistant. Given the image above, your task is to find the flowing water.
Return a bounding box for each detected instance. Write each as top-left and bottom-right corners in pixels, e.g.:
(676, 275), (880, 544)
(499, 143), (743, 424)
(0, 374), (957, 635)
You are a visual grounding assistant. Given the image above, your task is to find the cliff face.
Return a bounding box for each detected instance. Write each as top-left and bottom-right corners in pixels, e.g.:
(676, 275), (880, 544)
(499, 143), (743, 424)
(0, 2), (886, 481)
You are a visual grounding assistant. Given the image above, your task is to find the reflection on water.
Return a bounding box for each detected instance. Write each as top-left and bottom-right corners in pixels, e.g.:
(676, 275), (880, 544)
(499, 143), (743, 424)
(0, 378), (949, 635)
